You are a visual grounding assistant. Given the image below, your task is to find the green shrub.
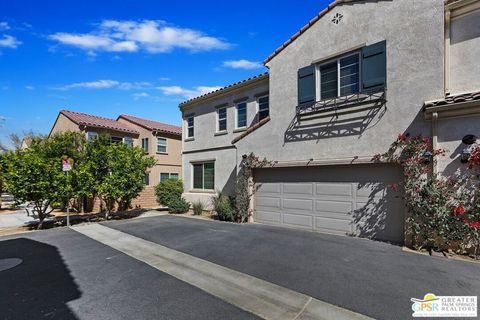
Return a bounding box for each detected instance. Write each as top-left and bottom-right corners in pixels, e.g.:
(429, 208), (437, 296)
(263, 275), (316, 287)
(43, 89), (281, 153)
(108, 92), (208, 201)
(154, 179), (184, 207)
(192, 201), (204, 215)
(168, 197), (190, 214)
(211, 192), (235, 222)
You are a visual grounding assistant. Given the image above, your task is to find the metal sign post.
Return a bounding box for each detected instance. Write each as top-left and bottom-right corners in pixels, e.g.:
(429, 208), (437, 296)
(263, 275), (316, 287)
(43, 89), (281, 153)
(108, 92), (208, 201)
(62, 159), (73, 227)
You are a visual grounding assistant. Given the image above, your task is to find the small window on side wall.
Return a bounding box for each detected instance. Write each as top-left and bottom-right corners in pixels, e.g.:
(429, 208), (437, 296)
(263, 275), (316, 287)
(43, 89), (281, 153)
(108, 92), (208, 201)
(141, 138), (149, 152)
(160, 172), (179, 181)
(144, 172), (150, 186)
(217, 107), (227, 132)
(258, 95), (269, 121)
(187, 117), (194, 138)
(236, 103), (247, 129)
(87, 132), (98, 140)
(124, 136), (133, 147)
(157, 137), (167, 153)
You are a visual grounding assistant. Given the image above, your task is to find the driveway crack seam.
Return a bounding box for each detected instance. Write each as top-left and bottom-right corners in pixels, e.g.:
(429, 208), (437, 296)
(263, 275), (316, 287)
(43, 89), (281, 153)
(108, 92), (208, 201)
(293, 296), (312, 320)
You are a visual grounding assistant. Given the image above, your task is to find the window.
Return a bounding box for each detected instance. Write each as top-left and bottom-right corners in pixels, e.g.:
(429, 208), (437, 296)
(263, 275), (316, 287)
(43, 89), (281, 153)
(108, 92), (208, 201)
(319, 53), (360, 100)
(193, 162), (214, 190)
(110, 136), (123, 144)
(124, 136), (133, 147)
(187, 117), (194, 138)
(217, 107), (227, 132)
(141, 138), (149, 152)
(157, 137), (167, 153)
(258, 95), (269, 121)
(144, 172), (150, 185)
(87, 132), (98, 140)
(236, 103), (247, 128)
(160, 172), (179, 181)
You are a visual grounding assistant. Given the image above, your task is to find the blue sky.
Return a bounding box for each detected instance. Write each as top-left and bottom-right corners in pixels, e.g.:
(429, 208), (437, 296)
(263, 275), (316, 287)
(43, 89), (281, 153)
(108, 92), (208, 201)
(0, 0), (329, 147)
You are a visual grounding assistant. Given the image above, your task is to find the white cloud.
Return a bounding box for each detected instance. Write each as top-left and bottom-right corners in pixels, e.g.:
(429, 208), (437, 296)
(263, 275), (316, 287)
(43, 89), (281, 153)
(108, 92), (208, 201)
(0, 35), (21, 49)
(132, 92), (150, 100)
(54, 80), (152, 91)
(25, 85), (35, 90)
(49, 19), (230, 55)
(158, 85), (222, 99)
(159, 77), (171, 81)
(0, 22), (10, 30)
(223, 59), (263, 70)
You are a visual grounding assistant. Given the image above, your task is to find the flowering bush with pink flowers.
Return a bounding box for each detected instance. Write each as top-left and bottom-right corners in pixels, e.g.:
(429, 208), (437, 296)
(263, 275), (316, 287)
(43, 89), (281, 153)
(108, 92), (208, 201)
(374, 133), (480, 258)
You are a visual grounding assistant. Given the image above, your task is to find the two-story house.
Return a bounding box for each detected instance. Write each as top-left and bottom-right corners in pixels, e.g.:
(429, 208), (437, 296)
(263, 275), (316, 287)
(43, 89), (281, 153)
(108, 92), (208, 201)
(49, 109), (182, 209)
(181, 0), (480, 244)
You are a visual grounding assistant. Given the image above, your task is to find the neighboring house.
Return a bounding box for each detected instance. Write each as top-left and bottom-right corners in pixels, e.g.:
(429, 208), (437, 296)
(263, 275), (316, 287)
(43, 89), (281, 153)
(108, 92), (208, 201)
(181, 0), (480, 244)
(117, 114), (182, 187)
(49, 109), (182, 209)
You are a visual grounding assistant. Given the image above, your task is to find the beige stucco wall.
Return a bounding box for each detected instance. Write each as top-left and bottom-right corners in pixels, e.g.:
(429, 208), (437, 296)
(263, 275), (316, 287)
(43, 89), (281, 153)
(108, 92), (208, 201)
(237, 0), (444, 167)
(49, 113), (81, 136)
(117, 117), (182, 188)
(180, 78), (268, 206)
(449, 8), (480, 95)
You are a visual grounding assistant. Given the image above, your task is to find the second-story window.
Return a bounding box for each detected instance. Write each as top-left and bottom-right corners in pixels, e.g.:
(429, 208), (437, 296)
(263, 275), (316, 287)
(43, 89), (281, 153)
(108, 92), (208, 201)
(258, 95), (269, 121)
(124, 136), (133, 147)
(157, 137), (167, 153)
(110, 136), (123, 144)
(217, 107), (227, 132)
(141, 138), (149, 152)
(187, 117), (194, 138)
(319, 53), (360, 100)
(236, 102), (247, 129)
(87, 132), (98, 140)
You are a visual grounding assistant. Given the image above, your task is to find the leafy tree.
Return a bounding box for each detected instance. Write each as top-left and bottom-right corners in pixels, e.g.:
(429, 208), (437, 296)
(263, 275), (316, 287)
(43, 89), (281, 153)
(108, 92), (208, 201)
(2, 132), (86, 228)
(86, 135), (155, 217)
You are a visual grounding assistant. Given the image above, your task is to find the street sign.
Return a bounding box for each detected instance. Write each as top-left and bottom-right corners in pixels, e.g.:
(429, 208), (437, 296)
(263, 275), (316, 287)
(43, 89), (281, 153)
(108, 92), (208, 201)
(62, 159), (72, 172)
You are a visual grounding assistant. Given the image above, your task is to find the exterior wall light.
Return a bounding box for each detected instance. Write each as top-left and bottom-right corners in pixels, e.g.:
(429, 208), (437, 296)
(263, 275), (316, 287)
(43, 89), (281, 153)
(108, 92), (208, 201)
(461, 149), (471, 164)
(422, 151), (433, 165)
(460, 135), (476, 164)
(462, 134), (477, 145)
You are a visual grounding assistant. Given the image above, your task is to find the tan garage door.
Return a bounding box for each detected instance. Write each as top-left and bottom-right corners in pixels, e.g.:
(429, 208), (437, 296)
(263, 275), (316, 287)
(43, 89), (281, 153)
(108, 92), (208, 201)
(253, 164), (405, 243)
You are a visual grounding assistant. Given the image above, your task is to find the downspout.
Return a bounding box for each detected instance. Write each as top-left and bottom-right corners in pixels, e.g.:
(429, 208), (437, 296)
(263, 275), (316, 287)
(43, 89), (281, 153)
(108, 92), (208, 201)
(432, 112), (439, 175)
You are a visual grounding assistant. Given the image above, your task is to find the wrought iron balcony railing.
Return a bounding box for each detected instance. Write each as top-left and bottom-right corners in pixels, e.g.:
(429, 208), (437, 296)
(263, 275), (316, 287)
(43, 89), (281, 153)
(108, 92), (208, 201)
(296, 88), (386, 122)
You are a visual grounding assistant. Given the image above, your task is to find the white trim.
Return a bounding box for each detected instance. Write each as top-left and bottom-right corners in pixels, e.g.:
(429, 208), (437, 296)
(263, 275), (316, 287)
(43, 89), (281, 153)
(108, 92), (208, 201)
(235, 102), (247, 129)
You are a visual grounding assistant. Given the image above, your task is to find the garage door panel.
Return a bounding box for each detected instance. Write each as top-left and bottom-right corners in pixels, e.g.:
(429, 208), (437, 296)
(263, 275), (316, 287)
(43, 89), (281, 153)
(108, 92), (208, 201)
(254, 165), (405, 243)
(255, 196), (281, 210)
(315, 200), (353, 215)
(283, 198), (313, 212)
(315, 183), (353, 196)
(255, 183), (281, 194)
(283, 213), (313, 228)
(255, 211), (281, 224)
(283, 183), (313, 195)
(315, 216), (352, 234)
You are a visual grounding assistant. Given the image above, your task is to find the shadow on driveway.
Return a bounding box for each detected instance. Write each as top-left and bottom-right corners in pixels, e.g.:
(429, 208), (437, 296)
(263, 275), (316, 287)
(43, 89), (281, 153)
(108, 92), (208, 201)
(0, 238), (80, 320)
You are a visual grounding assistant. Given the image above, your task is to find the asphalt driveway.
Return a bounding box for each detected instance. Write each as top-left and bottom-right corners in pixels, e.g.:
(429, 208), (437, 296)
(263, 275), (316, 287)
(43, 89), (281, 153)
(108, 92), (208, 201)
(1, 214), (478, 320)
(107, 215), (480, 320)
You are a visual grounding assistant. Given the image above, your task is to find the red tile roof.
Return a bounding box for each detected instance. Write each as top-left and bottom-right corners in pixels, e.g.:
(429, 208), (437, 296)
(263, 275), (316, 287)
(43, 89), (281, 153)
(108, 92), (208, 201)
(424, 91), (480, 108)
(60, 110), (139, 134)
(179, 72), (269, 109)
(263, 0), (388, 65)
(118, 114), (182, 136)
(231, 116), (271, 144)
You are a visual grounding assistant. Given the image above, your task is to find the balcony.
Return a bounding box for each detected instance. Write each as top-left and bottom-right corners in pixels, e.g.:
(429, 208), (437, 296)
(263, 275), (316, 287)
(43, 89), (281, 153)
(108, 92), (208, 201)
(285, 88), (387, 142)
(296, 88), (386, 122)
